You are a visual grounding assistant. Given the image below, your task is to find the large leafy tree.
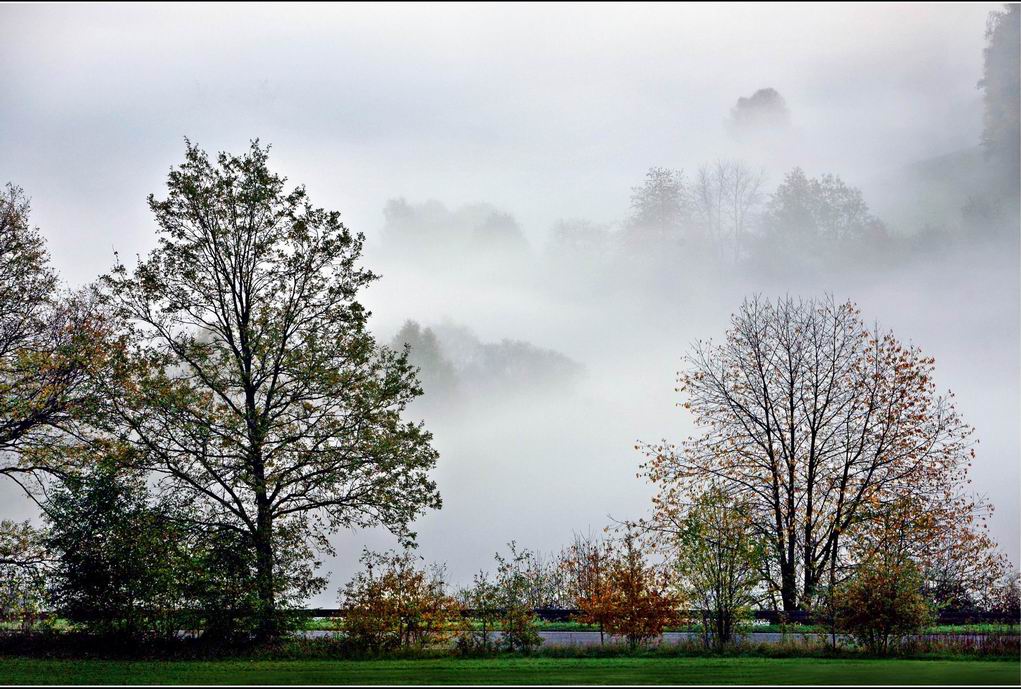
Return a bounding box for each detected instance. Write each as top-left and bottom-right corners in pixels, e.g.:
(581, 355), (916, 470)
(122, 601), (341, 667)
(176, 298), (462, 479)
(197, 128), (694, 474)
(104, 141), (441, 640)
(0, 183), (111, 491)
(643, 296), (976, 613)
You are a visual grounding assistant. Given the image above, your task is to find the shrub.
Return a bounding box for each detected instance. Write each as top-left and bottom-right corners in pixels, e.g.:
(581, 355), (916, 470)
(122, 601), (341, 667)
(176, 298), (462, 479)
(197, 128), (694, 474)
(454, 571), (500, 655)
(670, 486), (762, 648)
(455, 544), (543, 655)
(987, 569), (1020, 623)
(562, 533), (614, 644)
(339, 549), (460, 653)
(184, 526), (260, 643)
(43, 463), (192, 639)
(599, 527), (682, 650)
(493, 544), (543, 653)
(834, 556), (932, 654)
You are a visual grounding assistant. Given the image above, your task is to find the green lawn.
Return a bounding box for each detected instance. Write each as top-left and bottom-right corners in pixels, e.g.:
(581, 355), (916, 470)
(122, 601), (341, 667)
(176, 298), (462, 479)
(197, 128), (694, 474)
(0, 657), (1017, 685)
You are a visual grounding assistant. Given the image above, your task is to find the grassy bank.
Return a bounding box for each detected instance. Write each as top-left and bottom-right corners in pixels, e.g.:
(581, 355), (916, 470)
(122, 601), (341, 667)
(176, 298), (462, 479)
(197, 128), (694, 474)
(1, 656), (1018, 685)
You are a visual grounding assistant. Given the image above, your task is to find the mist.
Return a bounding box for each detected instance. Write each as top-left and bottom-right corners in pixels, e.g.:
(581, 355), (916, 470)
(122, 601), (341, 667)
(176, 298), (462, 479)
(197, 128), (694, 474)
(1, 2), (1017, 606)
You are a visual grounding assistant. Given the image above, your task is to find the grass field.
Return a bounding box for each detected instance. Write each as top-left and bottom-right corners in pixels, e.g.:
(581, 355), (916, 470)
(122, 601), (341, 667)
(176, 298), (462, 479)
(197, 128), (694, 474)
(0, 656), (1018, 685)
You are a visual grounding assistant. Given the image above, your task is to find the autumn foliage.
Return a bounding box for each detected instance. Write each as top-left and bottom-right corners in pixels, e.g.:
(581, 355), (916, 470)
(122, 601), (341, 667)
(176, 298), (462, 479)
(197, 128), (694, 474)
(643, 296), (986, 613)
(339, 549), (461, 652)
(0, 183), (114, 486)
(567, 528), (681, 649)
(562, 534), (614, 644)
(833, 499), (935, 654)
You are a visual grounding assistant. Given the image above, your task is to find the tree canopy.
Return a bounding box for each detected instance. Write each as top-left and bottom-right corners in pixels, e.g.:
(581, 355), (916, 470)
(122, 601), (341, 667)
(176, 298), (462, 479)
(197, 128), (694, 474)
(103, 141), (441, 639)
(643, 296), (977, 612)
(0, 183), (111, 491)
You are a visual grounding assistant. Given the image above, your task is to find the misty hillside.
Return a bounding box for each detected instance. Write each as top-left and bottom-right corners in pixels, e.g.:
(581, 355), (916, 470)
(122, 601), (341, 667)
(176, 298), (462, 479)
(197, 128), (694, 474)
(391, 320), (583, 408)
(868, 146), (1001, 234)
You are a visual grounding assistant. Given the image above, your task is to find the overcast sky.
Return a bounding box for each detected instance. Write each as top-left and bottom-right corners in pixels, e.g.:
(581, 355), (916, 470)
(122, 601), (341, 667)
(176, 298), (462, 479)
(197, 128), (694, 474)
(2, 3), (995, 281)
(1, 3), (1016, 602)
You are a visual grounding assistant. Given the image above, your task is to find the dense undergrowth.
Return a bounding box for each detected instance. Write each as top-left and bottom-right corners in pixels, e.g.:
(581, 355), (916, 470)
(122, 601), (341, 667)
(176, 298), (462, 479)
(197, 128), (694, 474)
(0, 630), (1016, 663)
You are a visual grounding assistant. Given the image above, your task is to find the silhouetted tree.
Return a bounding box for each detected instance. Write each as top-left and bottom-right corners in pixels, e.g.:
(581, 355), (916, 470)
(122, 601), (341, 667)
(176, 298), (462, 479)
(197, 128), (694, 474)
(104, 141), (441, 641)
(979, 4), (1020, 190)
(758, 168), (887, 271)
(643, 296), (977, 613)
(728, 88), (791, 138)
(626, 167), (689, 245)
(391, 321), (458, 403)
(693, 160), (765, 263)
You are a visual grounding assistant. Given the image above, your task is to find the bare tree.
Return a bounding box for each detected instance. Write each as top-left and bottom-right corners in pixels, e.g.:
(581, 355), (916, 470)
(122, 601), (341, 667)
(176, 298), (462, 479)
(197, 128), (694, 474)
(642, 296), (975, 612)
(693, 161), (764, 263)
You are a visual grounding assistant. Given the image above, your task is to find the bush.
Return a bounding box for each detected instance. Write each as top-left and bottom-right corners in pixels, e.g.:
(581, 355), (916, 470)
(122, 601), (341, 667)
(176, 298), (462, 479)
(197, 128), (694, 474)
(455, 544), (543, 655)
(493, 544), (543, 653)
(339, 549), (461, 653)
(43, 463), (192, 639)
(834, 557), (933, 654)
(184, 526), (260, 643)
(600, 528), (681, 650)
(670, 487), (762, 648)
(562, 534), (614, 644)
(987, 570), (1020, 622)
(455, 571), (501, 655)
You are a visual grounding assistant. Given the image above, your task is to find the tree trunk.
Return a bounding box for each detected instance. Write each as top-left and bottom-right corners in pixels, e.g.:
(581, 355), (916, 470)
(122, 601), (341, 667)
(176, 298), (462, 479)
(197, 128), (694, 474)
(780, 559), (799, 613)
(254, 491), (277, 642)
(251, 453), (275, 645)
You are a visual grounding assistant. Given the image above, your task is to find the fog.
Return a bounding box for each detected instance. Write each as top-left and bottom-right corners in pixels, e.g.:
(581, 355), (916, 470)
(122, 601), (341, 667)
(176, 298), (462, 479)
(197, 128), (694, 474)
(1, 3), (1017, 606)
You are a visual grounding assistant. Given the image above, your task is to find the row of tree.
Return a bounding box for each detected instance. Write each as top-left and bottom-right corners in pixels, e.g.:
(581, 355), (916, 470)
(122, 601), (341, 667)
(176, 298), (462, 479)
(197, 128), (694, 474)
(335, 500), (1017, 657)
(4, 481), (1016, 655)
(383, 7), (1019, 280)
(385, 163), (896, 276)
(385, 149), (1017, 284)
